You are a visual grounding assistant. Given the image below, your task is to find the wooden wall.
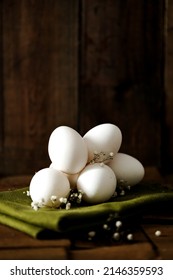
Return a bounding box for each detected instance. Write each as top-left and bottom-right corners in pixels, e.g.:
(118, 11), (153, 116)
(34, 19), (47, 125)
(165, 0), (173, 173)
(0, 0), (170, 176)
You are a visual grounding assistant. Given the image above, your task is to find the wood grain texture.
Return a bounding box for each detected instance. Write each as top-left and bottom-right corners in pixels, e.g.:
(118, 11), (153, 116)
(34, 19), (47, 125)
(1, 219), (173, 260)
(142, 224), (173, 260)
(79, 0), (165, 167)
(70, 243), (157, 260)
(0, 0), (3, 154)
(1, 0), (79, 175)
(0, 224), (70, 249)
(0, 173), (173, 260)
(0, 0), (169, 175)
(164, 0), (173, 173)
(0, 247), (69, 260)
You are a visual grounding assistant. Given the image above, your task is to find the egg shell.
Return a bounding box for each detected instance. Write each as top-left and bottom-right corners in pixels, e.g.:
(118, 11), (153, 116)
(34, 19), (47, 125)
(83, 123), (122, 162)
(77, 163), (117, 204)
(48, 126), (88, 174)
(29, 168), (70, 207)
(50, 162), (79, 189)
(108, 153), (145, 186)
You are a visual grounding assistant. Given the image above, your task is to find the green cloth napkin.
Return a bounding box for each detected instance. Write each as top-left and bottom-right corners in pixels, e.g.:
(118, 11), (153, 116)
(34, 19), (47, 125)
(0, 183), (173, 238)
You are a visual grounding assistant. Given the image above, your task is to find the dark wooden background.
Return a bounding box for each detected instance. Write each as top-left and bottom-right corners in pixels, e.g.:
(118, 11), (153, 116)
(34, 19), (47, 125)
(0, 0), (173, 177)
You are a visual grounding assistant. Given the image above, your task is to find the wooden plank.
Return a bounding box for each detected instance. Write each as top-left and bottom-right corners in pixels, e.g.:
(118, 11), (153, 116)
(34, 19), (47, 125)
(0, 175), (32, 189)
(0, 223), (157, 260)
(0, 0), (3, 155)
(0, 224), (71, 260)
(79, 0), (165, 167)
(142, 224), (173, 260)
(1, 0), (79, 175)
(1, 176), (173, 260)
(70, 224), (157, 259)
(0, 247), (69, 260)
(164, 0), (173, 173)
(70, 243), (156, 260)
(0, 224), (70, 248)
(0, 223), (71, 259)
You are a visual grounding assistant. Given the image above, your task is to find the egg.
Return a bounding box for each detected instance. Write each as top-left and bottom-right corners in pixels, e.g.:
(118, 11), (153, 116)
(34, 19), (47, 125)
(48, 126), (88, 174)
(50, 162), (79, 189)
(108, 153), (145, 186)
(29, 168), (70, 208)
(77, 163), (117, 204)
(83, 123), (122, 163)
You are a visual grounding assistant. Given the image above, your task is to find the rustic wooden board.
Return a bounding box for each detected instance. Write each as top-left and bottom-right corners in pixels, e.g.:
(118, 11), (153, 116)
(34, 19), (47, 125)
(1, 219), (173, 260)
(79, 0), (165, 167)
(70, 243), (157, 260)
(0, 224), (70, 249)
(0, 0), (2, 148)
(0, 0), (170, 176)
(0, 225), (70, 259)
(142, 224), (173, 260)
(0, 173), (173, 260)
(0, 0), (79, 175)
(0, 247), (69, 260)
(164, 0), (173, 172)
(70, 225), (158, 260)
(0, 223), (159, 260)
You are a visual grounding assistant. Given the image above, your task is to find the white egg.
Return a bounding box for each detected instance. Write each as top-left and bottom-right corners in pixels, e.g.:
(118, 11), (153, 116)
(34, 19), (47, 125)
(77, 163), (117, 204)
(29, 168), (70, 208)
(50, 162), (79, 189)
(108, 153), (145, 186)
(83, 123), (122, 163)
(48, 126), (88, 174)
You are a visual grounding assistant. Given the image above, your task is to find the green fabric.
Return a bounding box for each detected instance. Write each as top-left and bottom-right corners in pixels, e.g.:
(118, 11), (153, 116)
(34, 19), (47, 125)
(0, 183), (173, 238)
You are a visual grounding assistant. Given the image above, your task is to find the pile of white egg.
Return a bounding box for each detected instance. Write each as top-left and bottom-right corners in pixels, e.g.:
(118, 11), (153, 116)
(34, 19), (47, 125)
(29, 123), (145, 209)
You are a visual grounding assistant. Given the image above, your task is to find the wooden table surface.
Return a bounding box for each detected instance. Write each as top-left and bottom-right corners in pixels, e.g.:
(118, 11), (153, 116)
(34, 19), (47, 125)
(0, 168), (173, 260)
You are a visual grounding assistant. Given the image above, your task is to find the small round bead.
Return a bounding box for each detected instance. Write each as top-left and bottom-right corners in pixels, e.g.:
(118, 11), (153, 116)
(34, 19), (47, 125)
(88, 231), (96, 238)
(155, 230), (161, 237)
(115, 220), (122, 228)
(127, 233), (133, 241)
(113, 232), (120, 241)
(103, 224), (109, 230)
